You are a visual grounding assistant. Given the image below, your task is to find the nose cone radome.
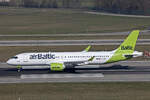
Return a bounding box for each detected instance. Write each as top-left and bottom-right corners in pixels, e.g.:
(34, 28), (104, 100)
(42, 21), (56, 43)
(6, 59), (11, 65)
(6, 59), (14, 65)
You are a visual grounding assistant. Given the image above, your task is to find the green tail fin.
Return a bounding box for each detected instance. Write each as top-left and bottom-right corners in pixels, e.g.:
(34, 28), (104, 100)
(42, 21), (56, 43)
(106, 30), (140, 63)
(116, 30), (140, 54)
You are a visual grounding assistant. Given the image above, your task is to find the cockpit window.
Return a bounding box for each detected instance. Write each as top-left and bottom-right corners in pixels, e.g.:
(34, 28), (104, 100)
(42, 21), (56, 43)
(10, 56), (18, 59)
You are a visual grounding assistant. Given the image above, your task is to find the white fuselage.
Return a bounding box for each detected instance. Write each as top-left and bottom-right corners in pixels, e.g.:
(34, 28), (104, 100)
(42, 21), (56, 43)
(6, 30), (143, 70)
(7, 51), (114, 66)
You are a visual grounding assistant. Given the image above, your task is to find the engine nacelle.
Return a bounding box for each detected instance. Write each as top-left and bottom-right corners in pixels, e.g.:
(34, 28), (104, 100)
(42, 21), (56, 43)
(50, 63), (65, 71)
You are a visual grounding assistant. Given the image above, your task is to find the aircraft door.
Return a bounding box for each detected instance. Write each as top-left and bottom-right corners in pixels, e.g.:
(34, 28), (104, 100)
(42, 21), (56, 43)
(21, 55), (29, 64)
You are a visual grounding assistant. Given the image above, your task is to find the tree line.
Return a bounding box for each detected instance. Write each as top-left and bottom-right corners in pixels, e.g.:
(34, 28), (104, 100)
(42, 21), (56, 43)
(0, 0), (150, 15)
(94, 0), (150, 15)
(0, 0), (82, 8)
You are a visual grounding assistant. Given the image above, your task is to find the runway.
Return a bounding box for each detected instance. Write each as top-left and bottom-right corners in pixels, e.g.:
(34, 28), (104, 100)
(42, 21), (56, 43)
(0, 39), (150, 46)
(0, 61), (150, 83)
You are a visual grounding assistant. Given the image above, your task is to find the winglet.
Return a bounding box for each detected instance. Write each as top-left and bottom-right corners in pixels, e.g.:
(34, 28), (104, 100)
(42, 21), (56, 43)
(83, 45), (91, 52)
(88, 56), (95, 61)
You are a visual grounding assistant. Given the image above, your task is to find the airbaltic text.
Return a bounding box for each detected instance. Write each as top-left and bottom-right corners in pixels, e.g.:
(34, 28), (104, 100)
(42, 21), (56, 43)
(30, 54), (55, 59)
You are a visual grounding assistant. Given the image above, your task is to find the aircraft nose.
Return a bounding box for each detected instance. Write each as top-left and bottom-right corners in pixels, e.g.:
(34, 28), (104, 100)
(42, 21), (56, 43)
(6, 59), (12, 65)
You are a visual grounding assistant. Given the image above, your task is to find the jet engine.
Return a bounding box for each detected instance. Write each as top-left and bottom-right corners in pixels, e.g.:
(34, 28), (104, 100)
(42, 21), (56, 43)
(50, 63), (65, 71)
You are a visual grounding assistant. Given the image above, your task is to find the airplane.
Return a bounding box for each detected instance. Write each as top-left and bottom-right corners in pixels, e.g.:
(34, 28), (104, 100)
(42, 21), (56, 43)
(7, 30), (143, 72)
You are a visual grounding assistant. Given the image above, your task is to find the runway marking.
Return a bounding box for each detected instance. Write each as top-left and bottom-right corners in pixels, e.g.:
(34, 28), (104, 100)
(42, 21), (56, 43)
(20, 74), (104, 79)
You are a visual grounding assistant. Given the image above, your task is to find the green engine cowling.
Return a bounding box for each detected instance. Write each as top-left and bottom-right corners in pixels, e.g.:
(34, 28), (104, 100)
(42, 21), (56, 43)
(50, 63), (65, 71)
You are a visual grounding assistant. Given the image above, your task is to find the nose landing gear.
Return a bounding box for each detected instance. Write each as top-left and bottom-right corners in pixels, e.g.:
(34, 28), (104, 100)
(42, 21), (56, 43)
(17, 66), (22, 72)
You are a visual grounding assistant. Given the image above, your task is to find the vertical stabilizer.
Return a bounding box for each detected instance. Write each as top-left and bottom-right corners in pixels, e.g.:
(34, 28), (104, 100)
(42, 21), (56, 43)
(116, 30), (140, 54)
(107, 30), (140, 63)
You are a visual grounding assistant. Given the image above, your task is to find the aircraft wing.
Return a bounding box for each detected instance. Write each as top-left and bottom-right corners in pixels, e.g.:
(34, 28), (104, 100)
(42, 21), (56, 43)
(64, 56), (95, 66)
(48, 56), (95, 71)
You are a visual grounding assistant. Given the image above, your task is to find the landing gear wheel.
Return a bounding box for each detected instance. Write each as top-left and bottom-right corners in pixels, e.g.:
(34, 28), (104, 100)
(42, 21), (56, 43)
(17, 69), (21, 72)
(17, 66), (22, 72)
